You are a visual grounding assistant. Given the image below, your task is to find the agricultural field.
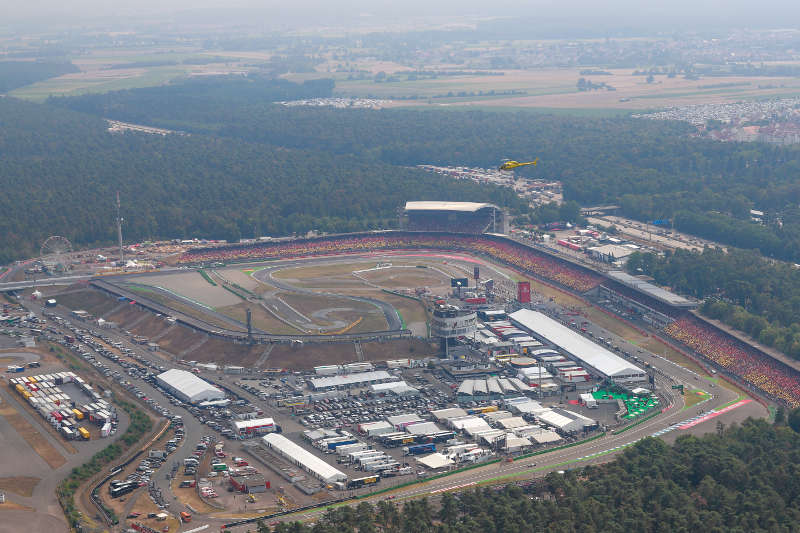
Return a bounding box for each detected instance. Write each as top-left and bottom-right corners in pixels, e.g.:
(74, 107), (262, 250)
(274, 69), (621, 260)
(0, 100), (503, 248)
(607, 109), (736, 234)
(328, 68), (800, 110)
(7, 46), (250, 101)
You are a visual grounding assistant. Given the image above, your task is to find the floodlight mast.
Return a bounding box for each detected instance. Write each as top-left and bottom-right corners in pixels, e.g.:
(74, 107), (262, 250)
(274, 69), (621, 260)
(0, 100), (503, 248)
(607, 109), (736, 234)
(116, 191), (124, 263)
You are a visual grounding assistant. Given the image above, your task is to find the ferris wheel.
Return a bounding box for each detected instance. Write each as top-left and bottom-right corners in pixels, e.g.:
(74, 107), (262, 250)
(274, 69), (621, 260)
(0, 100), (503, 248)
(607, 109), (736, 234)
(40, 235), (73, 271)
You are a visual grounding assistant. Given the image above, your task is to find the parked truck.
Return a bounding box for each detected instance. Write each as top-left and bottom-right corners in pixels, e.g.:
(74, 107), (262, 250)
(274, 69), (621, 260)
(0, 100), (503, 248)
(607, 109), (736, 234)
(403, 443), (435, 455)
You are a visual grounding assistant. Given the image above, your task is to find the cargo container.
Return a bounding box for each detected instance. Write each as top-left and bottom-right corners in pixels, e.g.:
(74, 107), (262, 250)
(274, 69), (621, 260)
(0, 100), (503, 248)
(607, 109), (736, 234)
(346, 475), (379, 489)
(77, 427), (90, 440)
(404, 443), (436, 455)
(336, 443), (369, 456)
(72, 409), (84, 420)
(365, 461), (399, 473)
(327, 439), (357, 451)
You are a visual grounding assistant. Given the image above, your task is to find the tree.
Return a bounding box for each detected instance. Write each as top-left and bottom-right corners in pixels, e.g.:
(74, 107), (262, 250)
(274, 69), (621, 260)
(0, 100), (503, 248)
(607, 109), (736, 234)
(789, 408), (800, 433)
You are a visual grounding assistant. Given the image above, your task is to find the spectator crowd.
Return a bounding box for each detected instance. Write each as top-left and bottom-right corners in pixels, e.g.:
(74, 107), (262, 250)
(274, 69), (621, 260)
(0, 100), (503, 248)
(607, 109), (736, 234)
(179, 232), (603, 293)
(665, 316), (800, 408)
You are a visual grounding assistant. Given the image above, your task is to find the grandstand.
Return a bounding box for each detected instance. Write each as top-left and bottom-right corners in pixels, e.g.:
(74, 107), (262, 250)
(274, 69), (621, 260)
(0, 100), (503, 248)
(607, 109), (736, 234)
(403, 201), (508, 234)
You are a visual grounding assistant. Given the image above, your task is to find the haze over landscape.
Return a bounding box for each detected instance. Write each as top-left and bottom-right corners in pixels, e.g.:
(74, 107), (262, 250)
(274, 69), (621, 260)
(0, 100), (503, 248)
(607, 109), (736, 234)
(2, 2), (800, 533)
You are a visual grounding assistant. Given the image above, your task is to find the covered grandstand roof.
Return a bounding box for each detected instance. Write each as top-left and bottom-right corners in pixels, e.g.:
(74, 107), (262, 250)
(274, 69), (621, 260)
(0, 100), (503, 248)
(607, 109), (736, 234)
(606, 271), (696, 308)
(404, 201), (498, 213)
(510, 309), (646, 382)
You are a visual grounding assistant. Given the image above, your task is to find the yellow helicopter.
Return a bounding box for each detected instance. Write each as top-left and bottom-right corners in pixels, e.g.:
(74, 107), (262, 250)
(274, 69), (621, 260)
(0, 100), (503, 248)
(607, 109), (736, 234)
(499, 158), (538, 171)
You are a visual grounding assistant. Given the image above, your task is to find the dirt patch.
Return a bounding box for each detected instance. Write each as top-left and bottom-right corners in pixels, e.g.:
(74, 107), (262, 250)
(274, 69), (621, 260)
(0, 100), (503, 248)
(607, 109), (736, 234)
(54, 289), (119, 316)
(189, 338), (266, 367)
(169, 478), (217, 514)
(107, 305), (146, 326)
(156, 324), (206, 356)
(267, 337), (437, 369)
(0, 501), (36, 512)
(0, 402), (66, 469)
(126, 490), (181, 532)
(129, 313), (172, 339)
(0, 476), (40, 497)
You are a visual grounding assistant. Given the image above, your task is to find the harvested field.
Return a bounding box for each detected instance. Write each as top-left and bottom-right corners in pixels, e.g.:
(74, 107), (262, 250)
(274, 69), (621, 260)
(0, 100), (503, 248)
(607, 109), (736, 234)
(0, 476), (40, 497)
(0, 402), (66, 469)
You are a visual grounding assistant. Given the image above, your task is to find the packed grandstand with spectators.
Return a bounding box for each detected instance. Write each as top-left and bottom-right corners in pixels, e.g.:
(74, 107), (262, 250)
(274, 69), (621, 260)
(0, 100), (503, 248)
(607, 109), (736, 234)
(664, 316), (800, 407)
(178, 232), (603, 293)
(179, 231), (800, 408)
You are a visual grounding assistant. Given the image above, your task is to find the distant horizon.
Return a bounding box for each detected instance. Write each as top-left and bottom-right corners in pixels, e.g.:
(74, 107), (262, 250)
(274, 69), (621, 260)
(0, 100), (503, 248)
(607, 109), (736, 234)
(5, 0), (800, 35)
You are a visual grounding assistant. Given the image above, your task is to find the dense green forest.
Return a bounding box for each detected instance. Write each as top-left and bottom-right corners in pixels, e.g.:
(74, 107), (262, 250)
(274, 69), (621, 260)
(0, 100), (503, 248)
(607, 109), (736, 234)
(627, 248), (800, 356)
(0, 60), (79, 93)
(51, 78), (800, 261)
(0, 97), (525, 263)
(262, 418), (800, 533)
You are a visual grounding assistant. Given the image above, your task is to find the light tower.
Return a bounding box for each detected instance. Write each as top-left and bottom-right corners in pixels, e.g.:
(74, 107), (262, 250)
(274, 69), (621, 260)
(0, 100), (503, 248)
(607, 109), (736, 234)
(116, 192), (124, 263)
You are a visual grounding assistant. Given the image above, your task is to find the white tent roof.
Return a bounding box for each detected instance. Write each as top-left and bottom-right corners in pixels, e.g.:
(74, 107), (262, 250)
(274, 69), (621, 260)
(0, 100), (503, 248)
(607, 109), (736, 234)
(310, 371), (394, 389)
(431, 407), (468, 421)
(405, 421), (442, 435)
(155, 369), (224, 403)
(497, 416), (528, 429)
(510, 309), (645, 380)
(233, 417), (274, 431)
(262, 433), (346, 483)
(416, 452), (454, 469)
(531, 430), (562, 444)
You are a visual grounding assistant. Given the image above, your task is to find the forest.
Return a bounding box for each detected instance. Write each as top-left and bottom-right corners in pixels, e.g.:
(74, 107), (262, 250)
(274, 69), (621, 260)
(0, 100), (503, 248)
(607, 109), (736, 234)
(0, 97), (525, 263)
(50, 78), (800, 261)
(261, 418), (800, 533)
(626, 247), (800, 357)
(0, 60), (79, 93)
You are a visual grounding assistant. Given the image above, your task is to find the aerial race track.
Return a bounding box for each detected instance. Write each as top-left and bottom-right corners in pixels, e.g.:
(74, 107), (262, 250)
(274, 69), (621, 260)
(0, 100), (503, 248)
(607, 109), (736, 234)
(93, 230), (800, 408)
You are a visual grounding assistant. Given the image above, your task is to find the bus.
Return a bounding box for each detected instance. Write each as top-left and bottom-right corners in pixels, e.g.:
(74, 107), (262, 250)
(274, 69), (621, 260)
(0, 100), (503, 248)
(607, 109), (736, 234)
(347, 475), (380, 489)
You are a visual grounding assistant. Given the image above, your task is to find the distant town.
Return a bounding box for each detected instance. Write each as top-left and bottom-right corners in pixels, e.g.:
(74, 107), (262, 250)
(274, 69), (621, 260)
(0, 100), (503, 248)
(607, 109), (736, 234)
(633, 97), (800, 144)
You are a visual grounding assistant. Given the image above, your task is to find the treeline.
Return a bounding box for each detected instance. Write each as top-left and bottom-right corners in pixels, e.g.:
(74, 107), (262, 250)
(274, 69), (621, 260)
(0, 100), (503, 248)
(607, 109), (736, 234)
(626, 247), (800, 357)
(49, 83), (800, 260)
(0, 97), (526, 263)
(264, 419), (800, 532)
(57, 397), (152, 528)
(0, 60), (79, 93)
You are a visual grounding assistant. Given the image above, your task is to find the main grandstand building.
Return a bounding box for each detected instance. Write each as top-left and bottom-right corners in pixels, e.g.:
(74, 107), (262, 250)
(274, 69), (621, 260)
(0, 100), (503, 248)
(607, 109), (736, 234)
(404, 201), (509, 234)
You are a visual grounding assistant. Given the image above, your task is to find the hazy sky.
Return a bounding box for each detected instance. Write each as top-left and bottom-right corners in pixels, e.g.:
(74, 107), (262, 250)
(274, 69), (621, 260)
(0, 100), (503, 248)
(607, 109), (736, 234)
(7, 0), (800, 31)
